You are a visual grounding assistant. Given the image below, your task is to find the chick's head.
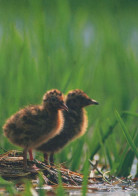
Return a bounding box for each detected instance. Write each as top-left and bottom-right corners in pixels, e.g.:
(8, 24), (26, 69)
(66, 89), (98, 109)
(43, 89), (68, 111)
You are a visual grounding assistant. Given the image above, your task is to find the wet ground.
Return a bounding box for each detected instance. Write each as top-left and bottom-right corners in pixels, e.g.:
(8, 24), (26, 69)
(0, 150), (137, 195)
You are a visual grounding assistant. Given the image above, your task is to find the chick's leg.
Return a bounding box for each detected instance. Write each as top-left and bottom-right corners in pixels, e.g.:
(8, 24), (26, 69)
(28, 149), (34, 160)
(44, 152), (49, 165)
(23, 147), (28, 170)
(49, 153), (54, 166)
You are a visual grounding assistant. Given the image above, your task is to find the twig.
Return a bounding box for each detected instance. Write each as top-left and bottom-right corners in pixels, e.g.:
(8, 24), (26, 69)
(89, 159), (111, 184)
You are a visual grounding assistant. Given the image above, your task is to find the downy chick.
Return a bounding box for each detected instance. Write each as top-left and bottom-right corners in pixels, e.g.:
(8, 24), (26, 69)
(36, 89), (98, 164)
(3, 89), (68, 169)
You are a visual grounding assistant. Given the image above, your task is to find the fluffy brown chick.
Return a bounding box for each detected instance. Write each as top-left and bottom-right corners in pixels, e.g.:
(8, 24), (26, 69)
(3, 89), (68, 169)
(36, 89), (98, 164)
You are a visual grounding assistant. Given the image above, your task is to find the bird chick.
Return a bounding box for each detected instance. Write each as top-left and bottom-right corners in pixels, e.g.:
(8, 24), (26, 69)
(36, 89), (98, 164)
(3, 89), (68, 169)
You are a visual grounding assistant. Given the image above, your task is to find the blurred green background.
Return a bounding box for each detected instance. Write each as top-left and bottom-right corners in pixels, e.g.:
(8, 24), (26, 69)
(0, 0), (137, 176)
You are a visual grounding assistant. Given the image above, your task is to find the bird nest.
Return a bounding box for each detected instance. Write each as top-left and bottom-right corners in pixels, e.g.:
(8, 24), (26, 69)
(0, 150), (84, 185)
(0, 150), (137, 195)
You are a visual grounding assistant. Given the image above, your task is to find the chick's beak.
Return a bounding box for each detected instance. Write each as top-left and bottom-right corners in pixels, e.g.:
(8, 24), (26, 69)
(89, 99), (99, 105)
(60, 103), (68, 111)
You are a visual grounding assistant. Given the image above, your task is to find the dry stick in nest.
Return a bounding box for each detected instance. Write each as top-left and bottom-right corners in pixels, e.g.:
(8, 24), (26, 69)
(33, 159), (83, 185)
(89, 159), (111, 184)
(0, 150), (82, 185)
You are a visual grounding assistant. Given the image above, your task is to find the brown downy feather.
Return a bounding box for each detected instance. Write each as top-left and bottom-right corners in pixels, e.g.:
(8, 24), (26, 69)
(3, 89), (68, 169)
(36, 89), (98, 163)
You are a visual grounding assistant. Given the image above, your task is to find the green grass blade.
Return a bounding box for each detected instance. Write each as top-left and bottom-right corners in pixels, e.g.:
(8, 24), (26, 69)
(122, 111), (138, 118)
(82, 155), (89, 196)
(56, 169), (65, 196)
(70, 138), (84, 171)
(37, 172), (45, 196)
(90, 119), (117, 160)
(23, 180), (33, 196)
(115, 110), (138, 158)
